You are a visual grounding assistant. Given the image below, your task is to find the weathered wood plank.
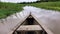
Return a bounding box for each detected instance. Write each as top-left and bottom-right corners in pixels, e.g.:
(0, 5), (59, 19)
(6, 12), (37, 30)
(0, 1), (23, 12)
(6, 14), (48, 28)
(17, 25), (42, 31)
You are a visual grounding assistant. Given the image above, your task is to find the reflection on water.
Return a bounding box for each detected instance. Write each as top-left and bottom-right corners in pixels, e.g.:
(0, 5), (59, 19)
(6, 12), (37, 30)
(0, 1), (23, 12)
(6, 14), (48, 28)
(23, 6), (60, 34)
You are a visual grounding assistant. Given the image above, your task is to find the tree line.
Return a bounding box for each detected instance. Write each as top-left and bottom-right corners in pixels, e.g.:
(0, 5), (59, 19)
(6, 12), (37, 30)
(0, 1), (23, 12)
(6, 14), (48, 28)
(41, 0), (60, 2)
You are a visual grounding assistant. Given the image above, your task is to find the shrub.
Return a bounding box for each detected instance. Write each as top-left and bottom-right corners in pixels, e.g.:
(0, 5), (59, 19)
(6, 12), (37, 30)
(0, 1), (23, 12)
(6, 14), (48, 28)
(48, 0), (60, 1)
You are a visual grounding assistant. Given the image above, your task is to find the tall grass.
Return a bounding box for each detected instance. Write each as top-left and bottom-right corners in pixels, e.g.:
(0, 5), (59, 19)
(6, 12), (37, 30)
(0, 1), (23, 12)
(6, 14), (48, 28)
(26, 1), (60, 11)
(0, 2), (25, 19)
(0, 1), (60, 19)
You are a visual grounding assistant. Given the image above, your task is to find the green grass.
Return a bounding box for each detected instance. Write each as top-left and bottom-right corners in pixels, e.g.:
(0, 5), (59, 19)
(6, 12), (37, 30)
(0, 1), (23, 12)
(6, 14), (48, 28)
(0, 1), (60, 19)
(0, 2), (26, 19)
(26, 1), (60, 11)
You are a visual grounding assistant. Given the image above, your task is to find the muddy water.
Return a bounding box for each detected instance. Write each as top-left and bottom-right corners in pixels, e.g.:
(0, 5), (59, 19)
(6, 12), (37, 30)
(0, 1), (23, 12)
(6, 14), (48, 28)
(0, 6), (60, 34)
(23, 6), (60, 34)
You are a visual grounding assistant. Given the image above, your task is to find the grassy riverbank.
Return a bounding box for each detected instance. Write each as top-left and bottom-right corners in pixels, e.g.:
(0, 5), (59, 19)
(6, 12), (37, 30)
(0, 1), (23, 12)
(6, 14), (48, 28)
(0, 2), (25, 19)
(28, 1), (60, 11)
(0, 1), (60, 19)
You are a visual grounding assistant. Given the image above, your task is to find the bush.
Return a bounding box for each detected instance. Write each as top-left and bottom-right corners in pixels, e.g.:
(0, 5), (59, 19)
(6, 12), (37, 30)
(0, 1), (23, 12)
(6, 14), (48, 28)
(41, 0), (60, 2)
(48, 0), (60, 1)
